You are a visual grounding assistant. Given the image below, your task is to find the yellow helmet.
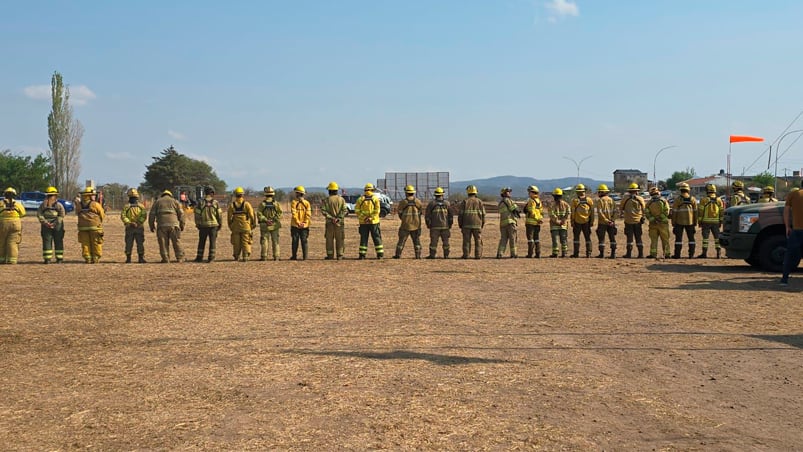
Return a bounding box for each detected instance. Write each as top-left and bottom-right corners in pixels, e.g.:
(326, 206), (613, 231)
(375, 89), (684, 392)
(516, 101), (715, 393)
(466, 185), (478, 195)
(597, 184), (609, 193)
(264, 186), (275, 196)
(705, 183), (717, 193)
(527, 185), (539, 194)
(628, 182), (639, 191)
(732, 180), (744, 189)
(293, 185), (305, 194)
(45, 186), (59, 195)
(677, 182), (690, 191)
(499, 186), (511, 195)
(159, 189), (172, 197)
(552, 187), (563, 196)
(232, 187), (245, 195)
(364, 183), (375, 192)
(326, 182), (339, 191)
(404, 185), (416, 194)
(4, 187), (17, 196)
(763, 186), (774, 194)
(434, 187), (445, 196)
(126, 188), (140, 198)
(649, 186), (660, 196)
(575, 183), (586, 192)
(83, 187), (97, 195)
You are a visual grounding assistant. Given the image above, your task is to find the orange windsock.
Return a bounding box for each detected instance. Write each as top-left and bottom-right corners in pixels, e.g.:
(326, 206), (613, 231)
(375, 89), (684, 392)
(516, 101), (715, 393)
(729, 135), (764, 143)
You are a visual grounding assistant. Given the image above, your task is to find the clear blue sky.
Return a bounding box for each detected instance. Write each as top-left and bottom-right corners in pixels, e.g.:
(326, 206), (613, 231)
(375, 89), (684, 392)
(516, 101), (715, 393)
(2, 0), (802, 190)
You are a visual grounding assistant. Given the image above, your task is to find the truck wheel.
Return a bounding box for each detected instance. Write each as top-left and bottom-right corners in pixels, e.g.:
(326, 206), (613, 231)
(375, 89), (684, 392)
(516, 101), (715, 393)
(380, 207), (389, 218)
(758, 235), (798, 273)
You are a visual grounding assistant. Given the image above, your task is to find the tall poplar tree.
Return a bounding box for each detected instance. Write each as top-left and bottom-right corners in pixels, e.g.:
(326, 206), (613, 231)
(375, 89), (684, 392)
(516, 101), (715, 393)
(47, 71), (83, 196)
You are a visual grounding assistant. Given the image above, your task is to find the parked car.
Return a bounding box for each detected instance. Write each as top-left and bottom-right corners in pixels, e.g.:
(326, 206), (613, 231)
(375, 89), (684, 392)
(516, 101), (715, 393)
(19, 191), (75, 213)
(342, 191), (392, 217)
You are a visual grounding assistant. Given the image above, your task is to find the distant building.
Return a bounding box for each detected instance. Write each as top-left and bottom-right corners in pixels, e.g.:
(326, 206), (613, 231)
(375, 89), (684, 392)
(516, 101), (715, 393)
(613, 169), (648, 192)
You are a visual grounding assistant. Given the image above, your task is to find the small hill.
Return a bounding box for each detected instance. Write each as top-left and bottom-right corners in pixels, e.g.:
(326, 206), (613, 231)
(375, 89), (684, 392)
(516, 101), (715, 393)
(451, 175), (611, 197)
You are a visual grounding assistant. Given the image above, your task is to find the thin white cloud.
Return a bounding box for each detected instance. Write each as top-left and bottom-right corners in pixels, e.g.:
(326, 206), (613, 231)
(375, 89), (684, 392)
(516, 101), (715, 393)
(168, 129), (186, 141)
(545, 0), (579, 21)
(105, 151), (134, 160)
(23, 84), (96, 106)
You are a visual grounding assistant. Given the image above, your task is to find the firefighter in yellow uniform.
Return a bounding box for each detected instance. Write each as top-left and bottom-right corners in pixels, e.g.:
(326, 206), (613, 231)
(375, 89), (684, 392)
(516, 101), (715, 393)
(671, 182), (697, 259)
(0, 187), (26, 264)
(257, 186), (282, 261)
(730, 180), (750, 207)
(290, 185), (312, 260)
(620, 183), (646, 258)
(37, 186), (65, 264)
(149, 190), (185, 263)
(549, 188), (571, 257)
(457, 185), (485, 259)
(228, 187), (256, 261)
(356, 183), (383, 259)
(120, 188), (147, 263)
(426, 187), (453, 258)
(570, 183), (594, 258)
(758, 186), (779, 203)
(77, 187), (106, 263)
(394, 185), (423, 259)
(524, 185), (543, 258)
(321, 182), (347, 260)
(645, 187), (671, 259)
(697, 183), (725, 258)
(497, 187), (519, 258)
(194, 186), (223, 263)
(595, 184), (617, 259)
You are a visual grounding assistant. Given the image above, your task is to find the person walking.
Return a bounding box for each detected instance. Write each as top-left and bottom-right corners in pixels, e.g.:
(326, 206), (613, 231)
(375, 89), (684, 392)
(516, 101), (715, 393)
(393, 185), (423, 259)
(289, 185), (311, 260)
(356, 183), (384, 259)
(120, 188), (147, 263)
(780, 181), (803, 285)
(594, 184), (617, 259)
(697, 183), (724, 258)
(645, 187), (671, 259)
(458, 185), (485, 259)
(570, 183), (594, 258)
(0, 187), (26, 264)
(496, 187), (519, 258)
(620, 183), (646, 258)
(194, 186), (223, 263)
(37, 186), (65, 264)
(523, 185), (543, 258)
(426, 187), (453, 258)
(77, 187), (106, 263)
(549, 188), (571, 258)
(149, 189), (185, 263)
(228, 187), (256, 262)
(671, 182), (698, 259)
(321, 182), (346, 260)
(257, 186), (282, 261)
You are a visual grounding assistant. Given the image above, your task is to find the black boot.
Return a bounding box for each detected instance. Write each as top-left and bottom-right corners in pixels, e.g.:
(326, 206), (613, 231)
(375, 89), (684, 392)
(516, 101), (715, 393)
(125, 254), (131, 264)
(624, 246), (632, 258)
(526, 243), (534, 258)
(597, 247), (605, 258)
(138, 255), (146, 263)
(415, 249), (422, 259)
(716, 248), (721, 259)
(697, 249), (708, 259)
(637, 245), (644, 259)
(443, 250), (449, 259)
(609, 247), (616, 259)
(688, 245), (696, 259)
(673, 245), (681, 259)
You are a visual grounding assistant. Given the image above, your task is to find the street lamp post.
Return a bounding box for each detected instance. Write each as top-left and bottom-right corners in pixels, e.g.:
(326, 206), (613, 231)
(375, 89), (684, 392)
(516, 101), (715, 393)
(563, 155), (592, 186)
(652, 145), (677, 189)
(774, 129), (803, 193)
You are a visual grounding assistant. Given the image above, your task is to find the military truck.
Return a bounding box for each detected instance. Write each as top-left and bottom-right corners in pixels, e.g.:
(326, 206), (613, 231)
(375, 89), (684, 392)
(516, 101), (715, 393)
(719, 202), (799, 272)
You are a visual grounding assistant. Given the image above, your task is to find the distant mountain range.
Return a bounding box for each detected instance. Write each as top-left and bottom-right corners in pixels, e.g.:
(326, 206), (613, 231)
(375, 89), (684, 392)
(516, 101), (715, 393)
(451, 175), (611, 197)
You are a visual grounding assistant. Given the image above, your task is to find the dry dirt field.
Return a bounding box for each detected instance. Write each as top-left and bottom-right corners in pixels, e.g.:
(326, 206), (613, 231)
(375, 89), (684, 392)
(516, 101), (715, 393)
(2, 210), (801, 450)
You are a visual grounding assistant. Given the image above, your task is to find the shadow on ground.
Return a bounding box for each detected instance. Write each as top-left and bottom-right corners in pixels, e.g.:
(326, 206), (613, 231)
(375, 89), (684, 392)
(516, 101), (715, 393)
(285, 349), (510, 365)
(749, 334), (803, 349)
(666, 277), (790, 291)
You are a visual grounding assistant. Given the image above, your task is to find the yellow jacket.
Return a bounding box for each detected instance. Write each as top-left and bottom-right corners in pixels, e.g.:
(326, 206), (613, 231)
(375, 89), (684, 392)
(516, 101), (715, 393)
(671, 195), (697, 226)
(227, 199), (256, 232)
(698, 196), (724, 224)
(291, 197), (311, 228)
(524, 196), (543, 225)
(620, 194), (645, 225)
(356, 194), (381, 224)
(0, 199), (26, 222)
(570, 196), (594, 225)
(595, 196), (616, 225)
(77, 199), (105, 231)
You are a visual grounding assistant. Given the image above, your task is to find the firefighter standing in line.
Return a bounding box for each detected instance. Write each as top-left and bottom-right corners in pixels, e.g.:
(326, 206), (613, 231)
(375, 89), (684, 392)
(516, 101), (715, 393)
(730, 180), (750, 206)
(594, 184), (617, 259)
(671, 182), (697, 259)
(120, 188), (147, 263)
(0, 187), (26, 264)
(77, 187), (106, 263)
(320, 182), (346, 260)
(356, 183), (384, 259)
(457, 185), (485, 259)
(549, 188), (571, 258)
(758, 186), (779, 203)
(697, 183), (725, 258)
(620, 183), (646, 258)
(523, 185), (543, 258)
(496, 187), (519, 258)
(393, 185), (423, 259)
(645, 187), (671, 259)
(257, 186), (282, 261)
(426, 186), (453, 259)
(194, 186), (223, 263)
(289, 185), (311, 260)
(228, 187), (256, 262)
(149, 189), (185, 263)
(570, 183), (594, 258)
(37, 186), (65, 264)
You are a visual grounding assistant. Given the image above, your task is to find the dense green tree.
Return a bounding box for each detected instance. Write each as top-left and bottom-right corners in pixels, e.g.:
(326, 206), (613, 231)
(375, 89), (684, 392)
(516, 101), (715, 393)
(0, 150), (52, 192)
(142, 146), (227, 197)
(751, 171), (775, 188)
(665, 168), (696, 190)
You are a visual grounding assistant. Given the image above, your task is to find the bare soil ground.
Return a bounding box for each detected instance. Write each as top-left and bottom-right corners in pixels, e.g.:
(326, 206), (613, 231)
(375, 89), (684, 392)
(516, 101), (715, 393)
(1, 212), (801, 450)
